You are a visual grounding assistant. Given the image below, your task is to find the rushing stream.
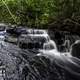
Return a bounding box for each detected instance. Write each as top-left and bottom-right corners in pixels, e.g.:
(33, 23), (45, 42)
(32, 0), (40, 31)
(0, 29), (80, 80)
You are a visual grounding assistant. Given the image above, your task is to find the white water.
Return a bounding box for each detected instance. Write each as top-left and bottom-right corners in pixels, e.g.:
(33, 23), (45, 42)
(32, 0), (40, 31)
(37, 39), (61, 59)
(25, 29), (71, 57)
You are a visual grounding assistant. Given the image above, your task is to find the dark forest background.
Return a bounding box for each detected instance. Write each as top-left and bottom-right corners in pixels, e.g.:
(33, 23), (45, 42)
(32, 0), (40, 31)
(0, 0), (80, 31)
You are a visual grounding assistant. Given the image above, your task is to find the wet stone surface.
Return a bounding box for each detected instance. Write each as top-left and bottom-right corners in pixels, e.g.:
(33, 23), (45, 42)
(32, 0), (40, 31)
(0, 40), (39, 80)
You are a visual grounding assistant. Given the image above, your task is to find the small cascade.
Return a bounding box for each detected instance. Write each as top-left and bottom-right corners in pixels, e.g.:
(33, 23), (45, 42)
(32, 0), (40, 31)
(43, 40), (57, 50)
(19, 29), (51, 50)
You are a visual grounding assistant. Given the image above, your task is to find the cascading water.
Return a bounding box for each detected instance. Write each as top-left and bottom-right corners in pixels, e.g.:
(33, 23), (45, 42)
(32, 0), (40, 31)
(0, 28), (80, 80)
(25, 29), (59, 56)
(43, 40), (58, 50)
(21, 29), (80, 56)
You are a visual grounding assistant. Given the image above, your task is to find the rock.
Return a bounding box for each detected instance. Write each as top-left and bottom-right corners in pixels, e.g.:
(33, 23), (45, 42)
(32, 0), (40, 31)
(71, 40), (80, 58)
(22, 55), (65, 80)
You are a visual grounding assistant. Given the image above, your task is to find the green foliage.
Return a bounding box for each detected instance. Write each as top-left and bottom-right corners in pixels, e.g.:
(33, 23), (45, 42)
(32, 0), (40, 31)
(0, 0), (80, 28)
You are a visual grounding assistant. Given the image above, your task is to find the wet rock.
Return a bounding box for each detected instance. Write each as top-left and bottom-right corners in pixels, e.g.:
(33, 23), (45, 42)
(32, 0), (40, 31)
(22, 55), (65, 80)
(71, 40), (80, 59)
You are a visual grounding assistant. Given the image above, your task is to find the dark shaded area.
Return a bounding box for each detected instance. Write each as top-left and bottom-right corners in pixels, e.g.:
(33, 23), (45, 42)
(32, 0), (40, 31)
(48, 18), (80, 35)
(71, 41), (80, 59)
(6, 27), (28, 37)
